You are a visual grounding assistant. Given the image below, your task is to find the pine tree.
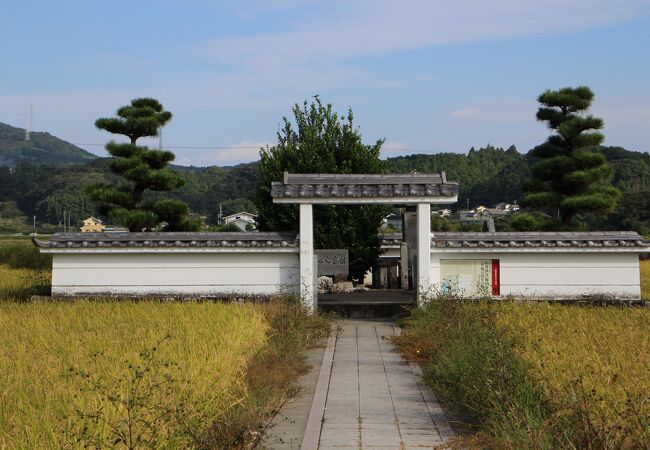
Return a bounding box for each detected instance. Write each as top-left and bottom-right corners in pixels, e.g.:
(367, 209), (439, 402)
(256, 99), (388, 280)
(88, 98), (199, 232)
(522, 86), (620, 225)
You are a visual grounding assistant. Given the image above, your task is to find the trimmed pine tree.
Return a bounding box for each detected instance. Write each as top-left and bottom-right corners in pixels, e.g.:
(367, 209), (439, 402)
(522, 86), (620, 226)
(88, 98), (199, 231)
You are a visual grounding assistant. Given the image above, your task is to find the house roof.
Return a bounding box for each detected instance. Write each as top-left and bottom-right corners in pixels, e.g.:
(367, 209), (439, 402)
(482, 208), (509, 216)
(222, 211), (257, 220)
(381, 233), (404, 247)
(431, 231), (650, 248)
(32, 232), (298, 249)
(83, 217), (103, 223)
(271, 172), (458, 201)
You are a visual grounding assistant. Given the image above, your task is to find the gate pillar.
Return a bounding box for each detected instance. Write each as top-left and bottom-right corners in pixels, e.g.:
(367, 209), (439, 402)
(299, 203), (316, 312)
(416, 203), (431, 303)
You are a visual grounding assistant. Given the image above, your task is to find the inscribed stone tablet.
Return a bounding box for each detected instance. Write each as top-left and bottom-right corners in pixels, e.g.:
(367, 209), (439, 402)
(315, 249), (349, 276)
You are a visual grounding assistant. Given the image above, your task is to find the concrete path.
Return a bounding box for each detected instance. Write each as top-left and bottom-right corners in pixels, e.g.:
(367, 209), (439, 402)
(263, 320), (455, 449)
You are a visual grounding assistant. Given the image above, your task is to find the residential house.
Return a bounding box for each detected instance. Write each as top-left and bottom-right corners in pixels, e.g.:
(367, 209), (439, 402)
(80, 217), (105, 233)
(223, 211), (257, 231)
(494, 202), (520, 212)
(382, 213), (402, 231)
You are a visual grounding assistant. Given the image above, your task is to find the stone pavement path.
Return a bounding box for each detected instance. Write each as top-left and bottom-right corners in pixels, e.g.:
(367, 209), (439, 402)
(261, 320), (455, 449)
(312, 320), (455, 449)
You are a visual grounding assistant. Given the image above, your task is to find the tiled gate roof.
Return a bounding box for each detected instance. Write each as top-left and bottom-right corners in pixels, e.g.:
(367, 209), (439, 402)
(271, 172), (459, 199)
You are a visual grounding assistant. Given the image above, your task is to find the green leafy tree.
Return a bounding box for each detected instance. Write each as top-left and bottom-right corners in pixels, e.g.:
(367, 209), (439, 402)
(256, 99), (388, 280)
(88, 98), (199, 231)
(35, 191), (96, 226)
(522, 87), (620, 225)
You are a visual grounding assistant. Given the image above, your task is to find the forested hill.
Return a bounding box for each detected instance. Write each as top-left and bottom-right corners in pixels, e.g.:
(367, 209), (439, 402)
(387, 144), (650, 209)
(1, 143), (649, 234)
(386, 145), (529, 209)
(0, 122), (97, 166)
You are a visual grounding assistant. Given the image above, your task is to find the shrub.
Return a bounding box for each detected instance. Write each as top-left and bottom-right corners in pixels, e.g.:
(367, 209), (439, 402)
(0, 241), (52, 270)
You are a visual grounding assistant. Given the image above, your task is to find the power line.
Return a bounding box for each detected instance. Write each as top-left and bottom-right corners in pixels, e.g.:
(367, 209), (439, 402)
(70, 142), (424, 151)
(72, 143), (267, 149)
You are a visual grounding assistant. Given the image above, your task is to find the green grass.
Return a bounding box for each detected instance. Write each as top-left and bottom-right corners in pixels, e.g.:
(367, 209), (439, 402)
(0, 239), (52, 270)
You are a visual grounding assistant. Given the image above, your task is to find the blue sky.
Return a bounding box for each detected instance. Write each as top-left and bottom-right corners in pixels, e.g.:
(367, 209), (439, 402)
(1, 0), (649, 166)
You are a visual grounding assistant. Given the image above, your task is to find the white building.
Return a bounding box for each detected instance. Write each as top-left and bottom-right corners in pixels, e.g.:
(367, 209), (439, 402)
(223, 211), (257, 231)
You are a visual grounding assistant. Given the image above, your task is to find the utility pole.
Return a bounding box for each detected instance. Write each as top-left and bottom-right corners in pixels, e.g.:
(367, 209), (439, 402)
(25, 103), (33, 142)
(33, 216), (36, 234)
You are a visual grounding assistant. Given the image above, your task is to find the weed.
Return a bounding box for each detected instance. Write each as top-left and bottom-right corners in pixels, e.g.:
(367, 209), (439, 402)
(0, 241), (52, 270)
(0, 265), (50, 300)
(395, 298), (650, 449)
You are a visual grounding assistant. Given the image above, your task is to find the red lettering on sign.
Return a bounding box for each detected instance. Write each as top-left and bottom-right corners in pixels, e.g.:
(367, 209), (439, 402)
(491, 259), (500, 296)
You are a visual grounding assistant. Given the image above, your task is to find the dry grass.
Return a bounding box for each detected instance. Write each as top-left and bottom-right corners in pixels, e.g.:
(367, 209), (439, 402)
(0, 301), (269, 448)
(641, 259), (650, 299)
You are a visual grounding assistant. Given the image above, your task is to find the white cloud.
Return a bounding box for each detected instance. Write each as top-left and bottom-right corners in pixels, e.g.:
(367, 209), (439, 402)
(199, 0), (650, 69)
(176, 140), (269, 167)
(381, 140), (414, 158)
(452, 107), (481, 118)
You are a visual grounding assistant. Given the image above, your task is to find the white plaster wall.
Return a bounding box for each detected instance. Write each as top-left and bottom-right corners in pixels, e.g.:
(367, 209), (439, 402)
(51, 252), (300, 297)
(430, 251), (641, 299)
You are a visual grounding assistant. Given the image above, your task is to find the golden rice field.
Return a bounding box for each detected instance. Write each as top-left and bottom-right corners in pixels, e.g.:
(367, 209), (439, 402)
(0, 265), (50, 300)
(498, 302), (650, 444)
(0, 301), (269, 449)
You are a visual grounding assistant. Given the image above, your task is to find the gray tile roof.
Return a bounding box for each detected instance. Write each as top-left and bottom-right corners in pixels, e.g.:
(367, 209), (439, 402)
(271, 172), (459, 199)
(32, 232), (298, 249)
(380, 231), (650, 248)
(431, 231), (650, 248)
(380, 233), (404, 246)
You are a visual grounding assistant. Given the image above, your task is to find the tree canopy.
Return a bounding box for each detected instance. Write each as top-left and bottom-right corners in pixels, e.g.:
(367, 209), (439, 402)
(522, 86), (620, 225)
(256, 99), (388, 280)
(88, 98), (199, 231)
